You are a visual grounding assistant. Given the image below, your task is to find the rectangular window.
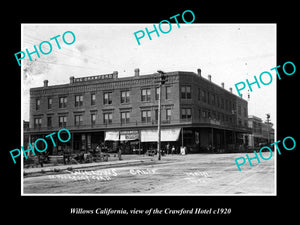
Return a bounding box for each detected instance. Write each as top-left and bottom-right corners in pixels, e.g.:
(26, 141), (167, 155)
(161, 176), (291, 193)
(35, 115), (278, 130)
(181, 108), (192, 120)
(59, 97), (67, 108)
(103, 92), (112, 105)
(75, 95), (83, 107)
(58, 116), (67, 127)
(121, 112), (130, 124)
(243, 107), (247, 117)
(48, 98), (52, 109)
(36, 99), (40, 110)
(91, 114), (96, 126)
(91, 93), (96, 105)
(211, 94), (215, 105)
(103, 113), (112, 124)
(141, 110), (151, 123)
(238, 105), (241, 115)
(181, 86), (191, 99)
(141, 88), (151, 102)
(121, 90), (130, 103)
(166, 86), (171, 100)
(202, 109), (207, 118)
(201, 90), (206, 102)
(74, 115), (83, 126)
(47, 117), (52, 128)
(166, 108), (171, 121)
(207, 92), (210, 104)
(34, 118), (42, 128)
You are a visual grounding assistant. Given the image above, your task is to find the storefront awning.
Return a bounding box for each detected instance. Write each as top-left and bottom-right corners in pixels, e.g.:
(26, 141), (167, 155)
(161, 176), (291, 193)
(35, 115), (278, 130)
(140, 128), (181, 142)
(105, 130), (140, 141)
(104, 131), (119, 141)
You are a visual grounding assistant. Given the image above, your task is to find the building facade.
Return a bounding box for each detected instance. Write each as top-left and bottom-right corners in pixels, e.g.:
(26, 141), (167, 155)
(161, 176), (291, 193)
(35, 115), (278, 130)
(248, 115), (274, 149)
(25, 68), (250, 155)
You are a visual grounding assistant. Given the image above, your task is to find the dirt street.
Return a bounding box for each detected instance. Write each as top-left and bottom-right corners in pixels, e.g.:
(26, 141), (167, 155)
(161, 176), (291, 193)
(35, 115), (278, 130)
(23, 153), (275, 195)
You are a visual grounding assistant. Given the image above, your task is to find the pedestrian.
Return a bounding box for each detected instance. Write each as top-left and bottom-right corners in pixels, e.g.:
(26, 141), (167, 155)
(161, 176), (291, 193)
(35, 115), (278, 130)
(166, 143), (170, 155)
(118, 148), (122, 160)
(171, 145), (175, 155)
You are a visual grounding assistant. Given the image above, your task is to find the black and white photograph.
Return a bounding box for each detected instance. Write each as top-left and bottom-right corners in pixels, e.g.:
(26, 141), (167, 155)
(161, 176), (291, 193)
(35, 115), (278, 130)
(4, 4), (298, 221)
(21, 23), (276, 195)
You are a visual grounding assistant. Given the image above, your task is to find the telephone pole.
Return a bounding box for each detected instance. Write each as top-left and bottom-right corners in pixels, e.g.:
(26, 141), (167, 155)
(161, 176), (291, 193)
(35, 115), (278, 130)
(156, 70), (167, 161)
(266, 113), (270, 145)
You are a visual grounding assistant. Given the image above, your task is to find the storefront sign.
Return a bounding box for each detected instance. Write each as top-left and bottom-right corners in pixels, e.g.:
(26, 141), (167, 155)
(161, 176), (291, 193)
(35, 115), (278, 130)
(120, 131), (139, 141)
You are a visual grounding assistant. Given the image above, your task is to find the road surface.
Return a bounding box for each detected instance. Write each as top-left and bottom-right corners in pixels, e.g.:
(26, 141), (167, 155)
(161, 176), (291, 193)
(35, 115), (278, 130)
(23, 153), (275, 195)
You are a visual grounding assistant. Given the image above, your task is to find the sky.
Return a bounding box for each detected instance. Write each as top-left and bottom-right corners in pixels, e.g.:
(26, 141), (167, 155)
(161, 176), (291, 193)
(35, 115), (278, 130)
(21, 23), (276, 127)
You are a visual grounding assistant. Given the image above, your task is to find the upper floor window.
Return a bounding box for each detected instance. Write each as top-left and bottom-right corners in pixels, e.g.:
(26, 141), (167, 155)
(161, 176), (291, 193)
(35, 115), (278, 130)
(181, 108), (192, 120)
(103, 92), (112, 105)
(74, 115), (83, 126)
(58, 116), (67, 127)
(166, 86), (171, 100)
(91, 114), (96, 126)
(121, 90), (130, 103)
(48, 98), (52, 109)
(121, 111), (130, 124)
(141, 110), (151, 123)
(34, 118), (42, 128)
(59, 97), (67, 108)
(238, 105), (242, 115)
(91, 93), (96, 106)
(141, 88), (151, 102)
(181, 86), (191, 99)
(75, 95), (83, 107)
(47, 117), (52, 128)
(166, 108), (172, 121)
(36, 99), (40, 110)
(103, 112), (112, 124)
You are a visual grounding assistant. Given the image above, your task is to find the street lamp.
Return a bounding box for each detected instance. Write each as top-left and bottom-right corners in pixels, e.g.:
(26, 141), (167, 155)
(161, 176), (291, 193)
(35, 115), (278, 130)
(156, 70), (167, 160)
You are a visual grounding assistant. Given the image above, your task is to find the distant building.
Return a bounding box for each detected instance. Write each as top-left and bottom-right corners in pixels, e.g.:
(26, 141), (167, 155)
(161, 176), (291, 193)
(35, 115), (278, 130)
(248, 115), (274, 149)
(25, 68), (250, 155)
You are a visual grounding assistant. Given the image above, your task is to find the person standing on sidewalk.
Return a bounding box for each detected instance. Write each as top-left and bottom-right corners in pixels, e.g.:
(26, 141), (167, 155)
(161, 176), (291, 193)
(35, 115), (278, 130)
(171, 145), (175, 155)
(118, 146), (122, 160)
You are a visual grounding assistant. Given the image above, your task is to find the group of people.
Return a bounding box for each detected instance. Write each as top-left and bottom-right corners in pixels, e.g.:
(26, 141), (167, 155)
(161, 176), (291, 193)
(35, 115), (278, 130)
(165, 144), (178, 155)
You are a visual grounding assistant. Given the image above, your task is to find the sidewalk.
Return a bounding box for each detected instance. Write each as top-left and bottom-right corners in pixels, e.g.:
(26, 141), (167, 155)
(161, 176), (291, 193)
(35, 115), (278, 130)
(23, 158), (154, 177)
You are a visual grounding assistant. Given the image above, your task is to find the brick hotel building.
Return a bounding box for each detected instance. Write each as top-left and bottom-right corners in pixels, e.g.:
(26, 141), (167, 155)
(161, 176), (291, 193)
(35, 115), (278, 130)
(25, 68), (250, 155)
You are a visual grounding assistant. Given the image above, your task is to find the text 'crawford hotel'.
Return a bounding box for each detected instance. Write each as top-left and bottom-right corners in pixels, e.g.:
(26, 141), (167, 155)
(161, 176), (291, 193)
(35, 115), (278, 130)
(24, 68), (250, 154)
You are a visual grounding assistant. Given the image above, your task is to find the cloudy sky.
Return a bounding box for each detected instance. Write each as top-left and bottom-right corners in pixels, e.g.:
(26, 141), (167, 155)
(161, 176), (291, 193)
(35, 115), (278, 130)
(21, 23), (276, 127)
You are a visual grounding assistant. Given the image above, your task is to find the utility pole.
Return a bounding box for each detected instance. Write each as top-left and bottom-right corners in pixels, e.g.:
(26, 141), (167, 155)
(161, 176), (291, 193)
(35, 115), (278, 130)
(156, 70), (167, 161)
(266, 113), (270, 145)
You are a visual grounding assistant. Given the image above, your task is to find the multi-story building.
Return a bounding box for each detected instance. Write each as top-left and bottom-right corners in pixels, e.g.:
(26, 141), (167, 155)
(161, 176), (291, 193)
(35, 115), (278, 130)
(25, 68), (250, 154)
(248, 115), (274, 149)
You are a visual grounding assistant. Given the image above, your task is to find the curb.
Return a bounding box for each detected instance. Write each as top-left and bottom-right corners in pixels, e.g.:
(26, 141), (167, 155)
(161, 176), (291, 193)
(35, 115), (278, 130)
(23, 159), (154, 177)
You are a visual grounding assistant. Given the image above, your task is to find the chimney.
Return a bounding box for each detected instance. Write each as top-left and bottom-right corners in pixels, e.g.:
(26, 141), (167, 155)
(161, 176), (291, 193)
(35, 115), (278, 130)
(113, 71), (118, 78)
(197, 68), (201, 77)
(241, 94), (243, 98)
(221, 82), (224, 88)
(208, 75), (211, 82)
(134, 68), (140, 77)
(229, 87), (232, 93)
(70, 76), (75, 84)
(43, 80), (48, 87)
